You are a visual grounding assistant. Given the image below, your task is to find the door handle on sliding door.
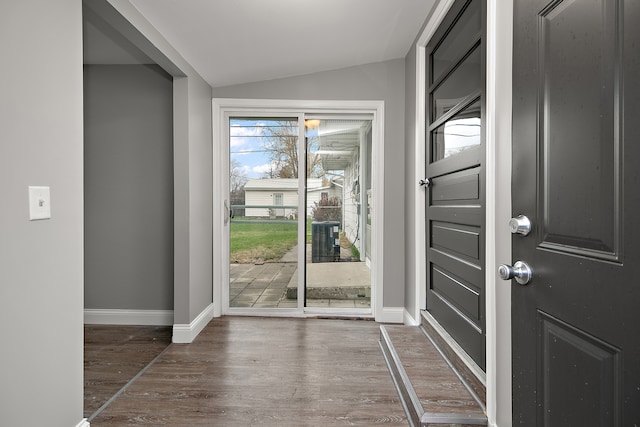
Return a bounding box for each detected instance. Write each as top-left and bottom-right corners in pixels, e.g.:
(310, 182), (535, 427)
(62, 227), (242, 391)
(418, 178), (431, 188)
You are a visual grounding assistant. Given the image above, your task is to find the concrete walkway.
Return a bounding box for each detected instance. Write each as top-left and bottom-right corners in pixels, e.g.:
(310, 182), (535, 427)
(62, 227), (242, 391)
(230, 262), (298, 308)
(286, 262), (371, 300)
(229, 245), (371, 309)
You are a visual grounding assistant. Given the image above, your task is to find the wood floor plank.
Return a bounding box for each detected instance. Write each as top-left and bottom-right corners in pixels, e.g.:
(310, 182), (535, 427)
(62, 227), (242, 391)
(90, 317), (408, 426)
(84, 325), (172, 417)
(421, 314), (487, 405)
(380, 325), (486, 426)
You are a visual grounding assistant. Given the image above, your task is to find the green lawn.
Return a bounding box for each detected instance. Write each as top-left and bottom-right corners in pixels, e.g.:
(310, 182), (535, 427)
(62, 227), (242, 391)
(230, 220), (298, 263)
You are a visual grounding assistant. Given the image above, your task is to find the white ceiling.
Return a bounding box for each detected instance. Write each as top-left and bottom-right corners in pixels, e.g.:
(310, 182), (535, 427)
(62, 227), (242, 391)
(125, 0), (436, 88)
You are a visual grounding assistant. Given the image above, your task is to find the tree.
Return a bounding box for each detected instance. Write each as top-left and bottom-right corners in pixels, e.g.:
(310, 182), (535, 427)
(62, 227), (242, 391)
(230, 159), (248, 193)
(229, 159), (248, 216)
(261, 120), (323, 178)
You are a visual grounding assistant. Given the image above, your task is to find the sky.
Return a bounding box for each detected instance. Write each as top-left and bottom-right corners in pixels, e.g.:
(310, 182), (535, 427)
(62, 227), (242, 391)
(229, 118), (277, 179)
(230, 118), (318, 180)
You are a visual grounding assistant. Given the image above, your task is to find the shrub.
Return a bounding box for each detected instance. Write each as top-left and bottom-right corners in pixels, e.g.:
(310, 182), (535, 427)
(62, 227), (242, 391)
(311, 196), (341, 223)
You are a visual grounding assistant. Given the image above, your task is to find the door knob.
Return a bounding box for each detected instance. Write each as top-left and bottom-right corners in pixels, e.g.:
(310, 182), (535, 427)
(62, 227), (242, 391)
(419, 178), (431, 188)
(498, 261), (533, 285)
(509, 215), (531, 236)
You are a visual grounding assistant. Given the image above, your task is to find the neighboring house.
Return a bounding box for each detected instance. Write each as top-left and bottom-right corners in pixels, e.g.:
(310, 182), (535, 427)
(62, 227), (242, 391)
(4, 1), (636, 426)
(242, 178), (340, 219)
(243, 178), (299, 218)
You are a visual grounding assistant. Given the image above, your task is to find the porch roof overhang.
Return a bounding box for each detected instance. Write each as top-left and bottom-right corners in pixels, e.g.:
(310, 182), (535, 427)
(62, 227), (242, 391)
(316, 120), (368, 171)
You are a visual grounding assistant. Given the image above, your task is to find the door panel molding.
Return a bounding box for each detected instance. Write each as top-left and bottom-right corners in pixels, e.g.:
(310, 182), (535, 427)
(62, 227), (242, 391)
(429, 248), (483, 288)
(432, 266), (481, 322)
(537, 0), (623, 263)
(431, 222), (481, 260)
(537, 310), (621, 426)
(428, 205), (482, 226)
(431, 167), (480, 202)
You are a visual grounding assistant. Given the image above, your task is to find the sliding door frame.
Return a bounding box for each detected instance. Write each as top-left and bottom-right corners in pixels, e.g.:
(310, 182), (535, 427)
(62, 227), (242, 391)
(212, 99), (385, 320)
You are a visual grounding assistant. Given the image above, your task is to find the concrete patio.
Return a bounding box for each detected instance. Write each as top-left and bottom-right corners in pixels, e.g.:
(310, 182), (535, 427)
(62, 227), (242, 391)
(229, 245), (371, 309)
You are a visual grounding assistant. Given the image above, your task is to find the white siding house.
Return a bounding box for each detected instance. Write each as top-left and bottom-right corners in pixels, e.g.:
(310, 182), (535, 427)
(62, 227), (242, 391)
(315, 120), (372, 262)
(341, 150), (362, 258)
(243, 178), (339, 219)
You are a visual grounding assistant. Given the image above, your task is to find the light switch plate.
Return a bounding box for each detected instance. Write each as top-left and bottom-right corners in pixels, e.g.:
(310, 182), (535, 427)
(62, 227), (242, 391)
(29, 186), (51, 220)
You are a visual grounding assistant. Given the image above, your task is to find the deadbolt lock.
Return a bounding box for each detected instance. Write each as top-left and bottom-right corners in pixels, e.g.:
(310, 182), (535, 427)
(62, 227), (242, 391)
(509, 215), (531, 236)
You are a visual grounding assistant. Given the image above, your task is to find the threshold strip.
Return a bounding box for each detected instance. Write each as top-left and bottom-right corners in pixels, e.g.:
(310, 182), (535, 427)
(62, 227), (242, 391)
(87, 344), (172, 422)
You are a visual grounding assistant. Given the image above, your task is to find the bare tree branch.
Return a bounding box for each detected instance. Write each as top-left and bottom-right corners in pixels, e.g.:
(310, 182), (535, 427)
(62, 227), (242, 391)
(261, 120), (323, 178)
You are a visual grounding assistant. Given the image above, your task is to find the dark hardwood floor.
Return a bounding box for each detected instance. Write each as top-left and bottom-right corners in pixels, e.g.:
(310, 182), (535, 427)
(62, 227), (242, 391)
(89, 317), (408, 426)
(380, 325), (487, 426)
(84, 325), (173, 418)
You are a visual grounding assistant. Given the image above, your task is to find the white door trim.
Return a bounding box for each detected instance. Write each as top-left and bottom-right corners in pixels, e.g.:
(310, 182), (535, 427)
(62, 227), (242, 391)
(485, 2), (514, 426)
(412, 0), (458, 325)
(412, 1), (514, 425)
(212, 98), (385, 321)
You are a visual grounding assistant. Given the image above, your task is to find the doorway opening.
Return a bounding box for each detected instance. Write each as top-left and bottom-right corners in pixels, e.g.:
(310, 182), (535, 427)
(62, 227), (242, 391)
(226, 115), (373, 313)
(214, 100), (384, 319)
(82, 4), (175, 420)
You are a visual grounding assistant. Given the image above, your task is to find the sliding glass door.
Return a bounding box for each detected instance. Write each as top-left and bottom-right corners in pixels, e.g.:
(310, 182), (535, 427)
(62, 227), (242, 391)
(304, 118), (372, 309)
(228, 117), (300, 309)
(226, 114), (373, 313)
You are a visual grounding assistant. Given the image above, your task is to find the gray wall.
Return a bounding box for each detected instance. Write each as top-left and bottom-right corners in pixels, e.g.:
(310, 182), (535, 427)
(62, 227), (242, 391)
(84, 64), (174, 311)
(172, 75), (214, 323)
(212, 59), (406, 308)
(97, 0), (214, 325)
(185, 75), (214, 320)
(0, 0), (84, 425)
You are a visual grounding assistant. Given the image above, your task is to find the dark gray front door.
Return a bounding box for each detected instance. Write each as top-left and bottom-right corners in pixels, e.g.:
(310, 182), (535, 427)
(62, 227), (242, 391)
(426, 0), (486, 369)
(512, 0), (640, 424)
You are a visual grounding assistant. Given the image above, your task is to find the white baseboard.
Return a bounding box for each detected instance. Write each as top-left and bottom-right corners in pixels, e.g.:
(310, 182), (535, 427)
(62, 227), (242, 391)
(84, 309), (174, 326)
(403, 308), (419, 326)
(376, 306), (404, 323)
(172, 303), (215, 343)
(76, 418), (90, 427)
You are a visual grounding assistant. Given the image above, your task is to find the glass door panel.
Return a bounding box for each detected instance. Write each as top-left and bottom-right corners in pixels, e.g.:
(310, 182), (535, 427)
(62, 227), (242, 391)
(228, 117), (299, 308)
(304, 118), (372, 309)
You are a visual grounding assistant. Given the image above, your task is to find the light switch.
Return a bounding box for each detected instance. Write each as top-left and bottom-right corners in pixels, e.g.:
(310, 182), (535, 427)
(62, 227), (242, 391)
(29, 186), (51, 220)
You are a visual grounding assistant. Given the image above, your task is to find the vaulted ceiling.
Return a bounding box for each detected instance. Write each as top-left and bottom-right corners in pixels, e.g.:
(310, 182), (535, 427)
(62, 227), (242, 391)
(84, 0), (436, 88)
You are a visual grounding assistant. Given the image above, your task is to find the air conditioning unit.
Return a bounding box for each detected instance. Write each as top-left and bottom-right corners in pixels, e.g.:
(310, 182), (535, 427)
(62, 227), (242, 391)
(311, 221), (340, 263)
